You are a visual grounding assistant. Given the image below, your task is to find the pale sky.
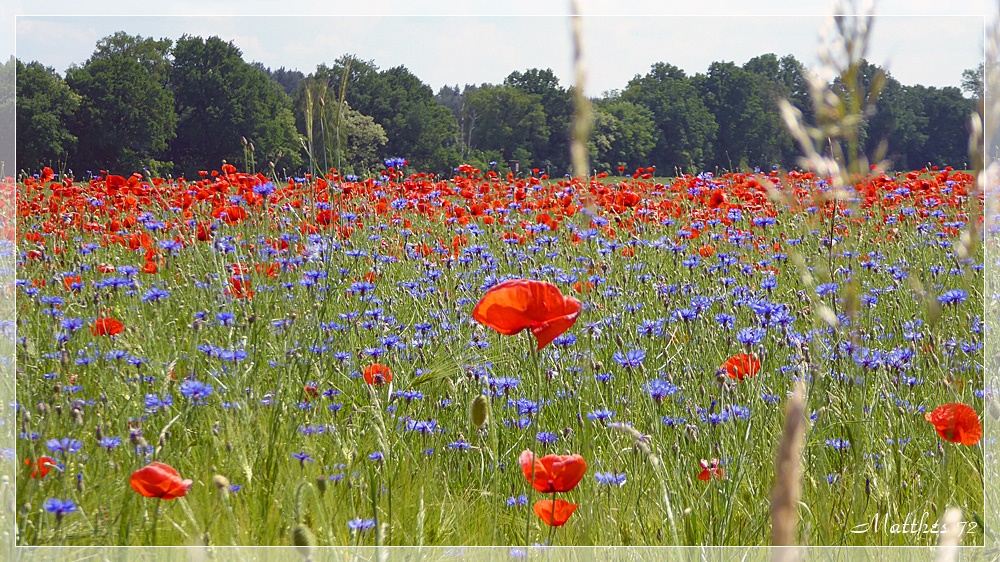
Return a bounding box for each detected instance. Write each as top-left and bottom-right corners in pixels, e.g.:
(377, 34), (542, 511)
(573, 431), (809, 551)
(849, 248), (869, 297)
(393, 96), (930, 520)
(5, 1), (991, 96)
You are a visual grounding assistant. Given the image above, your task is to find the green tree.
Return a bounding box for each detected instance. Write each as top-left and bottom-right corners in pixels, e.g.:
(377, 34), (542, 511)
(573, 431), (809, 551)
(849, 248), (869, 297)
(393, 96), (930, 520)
(435, 84), (480, 161)
(863, 71), (928, 170)
(907, 85), (975, 168)
(309, 56), (459, 173)
(694, 61), (774, 170)
(504, 68), (573, 173)
(620, 63), (717, 173)
(0, 56), (16, 175)
(339, 100), (388, 174)
(170, 35), (301, 176)
(252, 63), (305, 96)
(742, 53), (810, 168)
(464, 83), (550, 170)
(589, 97), (657, 172)
(962, 62), (984, 99)
(65, 33), (176, 174)
(14, 60), (80, 173)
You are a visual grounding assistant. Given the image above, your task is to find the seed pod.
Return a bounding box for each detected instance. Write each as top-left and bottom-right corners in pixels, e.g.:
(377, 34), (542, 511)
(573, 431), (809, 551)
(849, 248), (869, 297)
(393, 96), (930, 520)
(684, 424), (699, 443)
(213, 474), (230, 491)
(470, 395), (488, 428)
(291, 523), (316, 561)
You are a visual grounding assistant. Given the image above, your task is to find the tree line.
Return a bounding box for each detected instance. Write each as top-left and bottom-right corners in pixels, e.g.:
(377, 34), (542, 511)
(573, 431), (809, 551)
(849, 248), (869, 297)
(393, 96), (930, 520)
(3, 32), (982, 179)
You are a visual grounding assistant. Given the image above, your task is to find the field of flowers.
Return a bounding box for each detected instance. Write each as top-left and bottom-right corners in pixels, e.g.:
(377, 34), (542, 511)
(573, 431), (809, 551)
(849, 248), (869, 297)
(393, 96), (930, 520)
(14, 161), (984, 547)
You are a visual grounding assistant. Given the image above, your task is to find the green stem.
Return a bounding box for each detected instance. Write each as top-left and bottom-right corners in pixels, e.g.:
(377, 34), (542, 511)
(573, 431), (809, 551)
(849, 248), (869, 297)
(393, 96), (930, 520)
(151, 498), (160, 545)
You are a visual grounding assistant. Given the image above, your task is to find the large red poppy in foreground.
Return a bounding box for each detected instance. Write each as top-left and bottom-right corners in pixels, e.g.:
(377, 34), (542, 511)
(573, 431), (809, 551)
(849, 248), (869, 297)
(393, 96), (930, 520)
(925, 403), (981, 446)
(472, 279), (582, 350)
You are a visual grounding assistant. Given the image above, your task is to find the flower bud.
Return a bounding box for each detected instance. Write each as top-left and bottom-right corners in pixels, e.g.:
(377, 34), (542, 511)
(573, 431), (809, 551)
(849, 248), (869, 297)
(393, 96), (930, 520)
(470, 395), (488, 428)
(291, 523), (316, 560)
(213, 474), (230, 491)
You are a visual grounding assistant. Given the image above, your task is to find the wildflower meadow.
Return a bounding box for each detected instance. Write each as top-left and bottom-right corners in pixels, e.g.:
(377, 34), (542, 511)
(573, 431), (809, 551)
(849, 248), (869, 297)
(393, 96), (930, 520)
(13, 159), (985, 547)
(7, 1), (992, 554)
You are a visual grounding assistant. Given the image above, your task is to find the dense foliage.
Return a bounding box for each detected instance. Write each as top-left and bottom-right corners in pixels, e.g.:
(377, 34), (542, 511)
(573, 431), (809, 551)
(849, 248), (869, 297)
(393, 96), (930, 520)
(10, 33), (981, 180)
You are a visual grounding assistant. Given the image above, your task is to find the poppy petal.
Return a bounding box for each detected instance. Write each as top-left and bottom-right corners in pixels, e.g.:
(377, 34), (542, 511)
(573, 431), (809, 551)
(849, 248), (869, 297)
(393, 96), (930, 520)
(533, 499), (578, 527)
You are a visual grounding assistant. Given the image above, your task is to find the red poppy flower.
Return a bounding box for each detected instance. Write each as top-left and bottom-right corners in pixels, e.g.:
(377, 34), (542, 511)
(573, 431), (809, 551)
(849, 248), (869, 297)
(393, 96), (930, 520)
(925, 403), (982, 446)
(708, 189), (728, 209)
(196, 222), (213, 242)
(91, 317), (124, 336)
(697, 458), (724, 481)
(226, 277), (254, 299)
(363, 364), (393, 386)
(130, 461), (192, 500)
(472, 279), (582, 350)
(62, 276), (81, 292)
(25, 456), (57, 478)
(221, 206), (248, 225)
(518, 449), (587, 493)
(721, 353), (760, 381)
(533, 499), (578, 527)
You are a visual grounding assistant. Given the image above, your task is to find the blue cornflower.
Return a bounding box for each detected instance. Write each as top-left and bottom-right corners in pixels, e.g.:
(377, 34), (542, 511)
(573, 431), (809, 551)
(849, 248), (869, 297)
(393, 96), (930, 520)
(179, 380), (213, 401)
(673, 308), (698, 322)
(816, 283), (838, 297)
(144, 393), (174, 413)
(937, 289), (968, 306)
(60, 317), (86, 332)
(536, 431), (559, 445)
(612, 349), (646, 368)
(736, 327), (766, 347)
(141, 287), (171, 303)
(43, 498), (77, 521)
(348, 518), (376, 532)
(646, 379), (679, 401)
(661, 415), (687, 426)
(290, 451), (314, 466)
(552, 333), (577, 347)
(594, 472), (627, 487)
(586, 409), (615, 422)
(46, 438), (83, 456)
(715, 313), (736, 329)
(368, 451), (384, 462)
(506, 494), (529, 507)
(98, 436), (122, 451)
(825, 438), (851, 451)
(404, 419), (438, 435)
